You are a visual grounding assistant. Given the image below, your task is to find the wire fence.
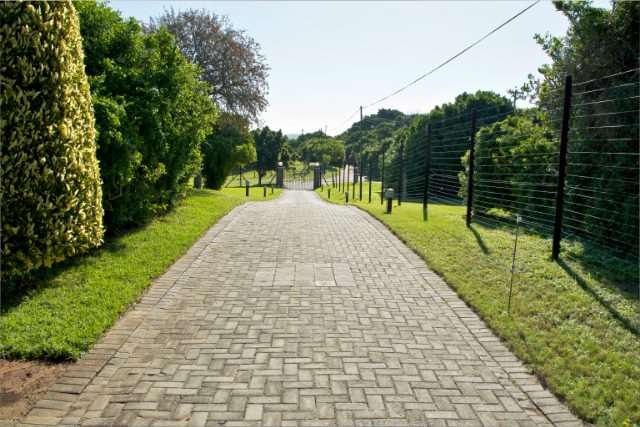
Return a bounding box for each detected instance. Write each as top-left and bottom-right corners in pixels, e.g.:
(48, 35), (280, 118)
(328, 69), (639, 316)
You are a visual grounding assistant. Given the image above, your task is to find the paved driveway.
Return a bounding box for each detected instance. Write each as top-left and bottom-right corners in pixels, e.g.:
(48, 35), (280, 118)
(21, 191), (580, 426)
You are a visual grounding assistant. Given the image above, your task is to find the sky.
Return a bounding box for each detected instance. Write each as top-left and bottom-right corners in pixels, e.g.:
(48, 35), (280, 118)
(110, 1), (577, 136)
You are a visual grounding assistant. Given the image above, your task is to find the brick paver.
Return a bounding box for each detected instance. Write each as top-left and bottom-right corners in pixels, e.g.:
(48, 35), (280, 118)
(21, 191), (581, 426)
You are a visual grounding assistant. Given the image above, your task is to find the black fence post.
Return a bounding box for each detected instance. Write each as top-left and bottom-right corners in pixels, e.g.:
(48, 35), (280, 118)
(368, 155), (373, 203)
(423, 123), (432, 221)
(466, 110), (477, 227)
(552, 75), (573, 260)
(398, 139), (404, 206)
(359, 105), (364, 201)
(352, 165), (356, 196)
(380, 151), (385, 205)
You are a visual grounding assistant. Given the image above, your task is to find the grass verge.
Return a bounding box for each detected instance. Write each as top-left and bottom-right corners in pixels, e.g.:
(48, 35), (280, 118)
(0, 187), (282, 361)
(317, 182), (639, 426)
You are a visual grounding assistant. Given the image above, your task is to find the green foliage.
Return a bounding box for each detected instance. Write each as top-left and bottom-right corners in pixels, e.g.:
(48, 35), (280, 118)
(535, 1), (639, 110)
(517, 1), (639, 255)
(339, 108), (412, 162)
(459, 111), (557, 221)
(301, 137), (345, 167)
(202, 113), (256, 190)
(75, 2), (217, 232)
(0, 187), (282, 361)
(385, 91), (513, 199)
(149, 8), (270, 124)
(0, 1), (104, 278)
(252, 126), (287, 185)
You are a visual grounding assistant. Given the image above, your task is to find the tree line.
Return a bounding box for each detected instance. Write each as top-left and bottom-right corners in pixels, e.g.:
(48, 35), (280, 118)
(337, 1), (638, 254)
(0, 1), (286, 280)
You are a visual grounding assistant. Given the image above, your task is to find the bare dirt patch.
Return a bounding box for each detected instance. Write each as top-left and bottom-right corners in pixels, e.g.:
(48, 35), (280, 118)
(0, 359), (70, 422)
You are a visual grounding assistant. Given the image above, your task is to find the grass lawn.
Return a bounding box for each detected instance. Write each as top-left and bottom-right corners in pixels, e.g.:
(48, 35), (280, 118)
(317, 182), (639, 427)
(0, 187), (282, 361)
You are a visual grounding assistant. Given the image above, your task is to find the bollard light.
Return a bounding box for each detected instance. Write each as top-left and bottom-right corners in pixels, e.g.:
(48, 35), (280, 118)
(385, 188), (394, 199)
(263, 185), (267, 198)
(328, 188), (331, 199)
(345, 191), (349, 203)
(386, 188), (394, 214)
(245, 179), (250, 197)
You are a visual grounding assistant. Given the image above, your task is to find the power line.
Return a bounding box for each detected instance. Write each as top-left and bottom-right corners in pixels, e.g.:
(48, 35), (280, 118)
(329, 1), (540, 134)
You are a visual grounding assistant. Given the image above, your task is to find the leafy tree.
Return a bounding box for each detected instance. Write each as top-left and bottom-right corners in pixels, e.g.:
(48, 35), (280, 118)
(301, 137), (346, 168)
(149, 8), (269, 124)
(387, 91), (513, 200)
(339, 109), (412, 159)
(1, 1), (103, 277)
(459, 111), (557, 222)
(252, 127), (286, 185)
(534, 1), (638, 110)
(76, 2), (217, 232)
(527, 1), (639, 254)
(202, 113), (256, 190)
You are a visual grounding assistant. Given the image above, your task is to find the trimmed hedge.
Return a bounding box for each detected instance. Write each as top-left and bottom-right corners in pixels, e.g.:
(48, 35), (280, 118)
(1, 1), (103, 278)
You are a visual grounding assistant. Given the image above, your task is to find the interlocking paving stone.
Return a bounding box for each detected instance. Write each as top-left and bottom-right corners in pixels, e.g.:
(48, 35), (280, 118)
(21, 191), (581, 426)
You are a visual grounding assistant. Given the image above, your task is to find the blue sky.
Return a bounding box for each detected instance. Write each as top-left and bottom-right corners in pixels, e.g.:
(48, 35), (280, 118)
(111, 1), (578, 136)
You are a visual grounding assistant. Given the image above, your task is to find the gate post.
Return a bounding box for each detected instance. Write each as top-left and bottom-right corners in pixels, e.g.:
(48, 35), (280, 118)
(276, 162), (284, 188)
(313, 165), (321, 190)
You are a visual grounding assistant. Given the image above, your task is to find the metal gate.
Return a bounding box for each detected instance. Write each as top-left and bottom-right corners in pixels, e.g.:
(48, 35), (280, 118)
(278, 165), (321, 190)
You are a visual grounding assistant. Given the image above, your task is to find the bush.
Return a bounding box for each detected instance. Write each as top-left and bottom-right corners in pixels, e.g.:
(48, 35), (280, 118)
(202, 113), (256, 190)
(1, 1), (104, 278)
(75, 2), (217, 232)
(459, 111), (557, 222)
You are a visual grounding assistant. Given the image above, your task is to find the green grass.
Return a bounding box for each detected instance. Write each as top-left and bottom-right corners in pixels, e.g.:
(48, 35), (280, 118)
(0, 187), (282, 361)
(317, 182), (640, 427)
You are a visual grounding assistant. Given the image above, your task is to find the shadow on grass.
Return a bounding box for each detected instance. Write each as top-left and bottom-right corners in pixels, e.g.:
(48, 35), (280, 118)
(0, 221), (150, 316)
(468, 225), (491, 255)
(558, 259), (639, 337)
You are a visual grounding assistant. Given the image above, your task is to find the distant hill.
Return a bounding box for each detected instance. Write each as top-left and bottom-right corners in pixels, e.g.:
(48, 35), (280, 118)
(286, 133), (300, 141)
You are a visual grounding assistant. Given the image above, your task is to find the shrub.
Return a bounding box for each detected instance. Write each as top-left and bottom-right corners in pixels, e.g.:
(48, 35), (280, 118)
(1, 1), (104, 278)
(75, 2), (217, 232)
(202, 113), (256, 190)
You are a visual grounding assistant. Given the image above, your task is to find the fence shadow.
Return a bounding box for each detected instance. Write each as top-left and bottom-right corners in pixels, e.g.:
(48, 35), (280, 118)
(557, 259), (639, 337)
(468, 225), (490, 255)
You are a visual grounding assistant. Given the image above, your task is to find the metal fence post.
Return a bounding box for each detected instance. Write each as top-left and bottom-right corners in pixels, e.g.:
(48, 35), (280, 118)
(552, 75), (573, 260)
(423, 123), (432, 221)
(368, 155), (373, 203)
(380, 151), (385, 205)
(398, 139), (404, 206)
(359, 106), (364, 201)
(352, 164), (356, 196)
(466, 110), (477, 227)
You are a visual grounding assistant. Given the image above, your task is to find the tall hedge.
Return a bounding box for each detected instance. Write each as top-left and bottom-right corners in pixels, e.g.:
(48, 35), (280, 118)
(75, 2), (217, 232)
(1, 1), (103, 278)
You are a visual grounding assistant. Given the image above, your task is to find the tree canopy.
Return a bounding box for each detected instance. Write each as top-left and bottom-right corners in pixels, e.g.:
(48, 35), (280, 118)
(76, 1), (217, 232)
(149, 8), (269, 124)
